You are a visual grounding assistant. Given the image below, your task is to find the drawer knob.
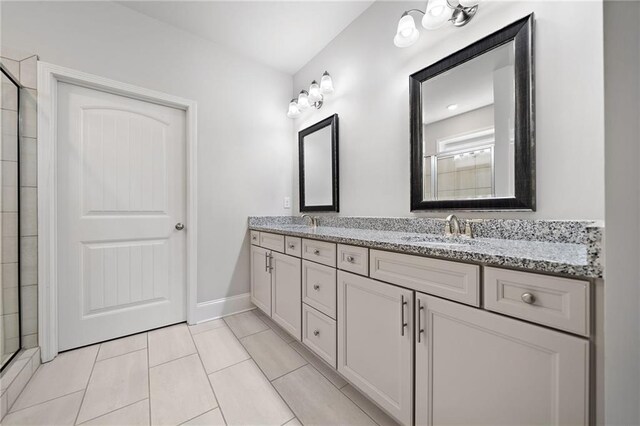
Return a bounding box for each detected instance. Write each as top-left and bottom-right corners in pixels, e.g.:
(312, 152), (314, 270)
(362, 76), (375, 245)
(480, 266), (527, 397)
(289, 244), (295, 249)
(313, 284), (320, 291)
(313, 330), (320, 336)
(252, 236), (257, 240)
(346, 255), (355, 263)
(313, 249), (320, 255)
(521, 292), (536, 304)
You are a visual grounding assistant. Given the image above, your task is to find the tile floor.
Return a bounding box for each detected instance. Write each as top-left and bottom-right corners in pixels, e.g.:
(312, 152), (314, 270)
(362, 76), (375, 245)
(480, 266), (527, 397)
(2, 309), (399, 426)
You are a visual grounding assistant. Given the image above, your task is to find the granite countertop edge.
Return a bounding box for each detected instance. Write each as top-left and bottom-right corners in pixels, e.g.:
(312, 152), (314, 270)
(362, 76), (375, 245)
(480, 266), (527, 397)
(248, 224), (603, 279)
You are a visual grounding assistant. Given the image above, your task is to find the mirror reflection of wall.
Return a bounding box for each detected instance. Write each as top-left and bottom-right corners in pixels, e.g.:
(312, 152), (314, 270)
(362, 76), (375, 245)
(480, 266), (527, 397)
(421, 41), (515, 202)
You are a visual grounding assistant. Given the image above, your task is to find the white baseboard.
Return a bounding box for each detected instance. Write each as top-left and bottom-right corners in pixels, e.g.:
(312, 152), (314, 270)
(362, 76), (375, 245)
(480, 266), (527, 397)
(192, 292), (255, 324)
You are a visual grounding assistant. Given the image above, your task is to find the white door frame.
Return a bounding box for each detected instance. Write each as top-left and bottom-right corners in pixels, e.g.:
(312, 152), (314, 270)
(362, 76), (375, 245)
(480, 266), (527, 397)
(37, 62), (198, 362)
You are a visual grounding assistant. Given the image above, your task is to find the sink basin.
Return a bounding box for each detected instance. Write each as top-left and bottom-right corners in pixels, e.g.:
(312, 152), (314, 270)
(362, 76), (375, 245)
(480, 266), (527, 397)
(399, 235), (484, 247)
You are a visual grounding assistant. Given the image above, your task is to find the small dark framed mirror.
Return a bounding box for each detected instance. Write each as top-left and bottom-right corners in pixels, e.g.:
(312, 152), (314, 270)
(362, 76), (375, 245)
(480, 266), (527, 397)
(299, 114), (339, 212)
(410, 15), (534, 211)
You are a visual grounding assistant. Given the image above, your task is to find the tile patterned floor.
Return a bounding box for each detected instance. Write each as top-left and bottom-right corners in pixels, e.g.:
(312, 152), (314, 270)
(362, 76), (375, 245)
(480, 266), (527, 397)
(1, 309), (399, 426)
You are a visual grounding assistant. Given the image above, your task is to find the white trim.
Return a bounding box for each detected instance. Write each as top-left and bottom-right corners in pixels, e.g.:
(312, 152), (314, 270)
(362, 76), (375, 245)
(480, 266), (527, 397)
(193, 293), (255, 323)
(37, 62), (198, 362)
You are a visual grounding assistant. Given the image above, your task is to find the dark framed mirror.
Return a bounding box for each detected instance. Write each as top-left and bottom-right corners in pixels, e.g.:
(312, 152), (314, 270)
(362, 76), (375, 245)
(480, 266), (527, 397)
(299, 114), (339, 212)
(410, 15), (534, 211)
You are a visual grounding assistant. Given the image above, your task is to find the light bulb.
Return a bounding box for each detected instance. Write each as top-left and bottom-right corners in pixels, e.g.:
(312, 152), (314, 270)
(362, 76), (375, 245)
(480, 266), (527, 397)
(393, 14), (419, 48)
(287, 99), (300, 118)
(458, 0), (480, 7)
(422, 0), (452, 30)
(320, 72), (334, 94)
(298, 90), (310, 110)
(447, 104), (458, 111)
(308, 80), (322, 103)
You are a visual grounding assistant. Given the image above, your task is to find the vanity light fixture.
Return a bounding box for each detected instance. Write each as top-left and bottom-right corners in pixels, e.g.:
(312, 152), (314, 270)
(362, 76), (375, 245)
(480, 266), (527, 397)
(393, 0), (480, 48)
(287, 71), (334, 118)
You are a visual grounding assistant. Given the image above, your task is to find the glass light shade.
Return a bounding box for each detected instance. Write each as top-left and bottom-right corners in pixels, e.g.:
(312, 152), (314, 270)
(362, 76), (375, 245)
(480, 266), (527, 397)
(393, 14), (419, 48)
(422, 0), (452, 30)
(320, 72), (334, 94)
(298, 90), (310, 110)
(308, 80), (322, 103)
(458, 0), (480, 7)
(287, 99), (300, 118)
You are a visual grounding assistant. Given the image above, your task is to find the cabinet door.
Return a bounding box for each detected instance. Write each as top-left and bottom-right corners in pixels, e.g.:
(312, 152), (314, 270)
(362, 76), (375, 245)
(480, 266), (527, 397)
(337, 271), (413, 425)
(250, 245), (272, 316)
(415, 294), (589, 426)
(271, 252), (302, 339)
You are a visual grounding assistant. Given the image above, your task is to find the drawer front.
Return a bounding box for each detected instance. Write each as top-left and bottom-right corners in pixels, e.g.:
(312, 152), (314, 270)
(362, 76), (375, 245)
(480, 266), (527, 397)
(250, 230), (260, 245)
(302, 304), (337, 368)
(484, 267), (590, 336)
(259, 232), (285, 253)
(302, 239), (336, 267)
(337, 244), (369, 276)
(285, 236), (302, 257)
(369, 249), (480, 306)
(302, 260), (337, 318)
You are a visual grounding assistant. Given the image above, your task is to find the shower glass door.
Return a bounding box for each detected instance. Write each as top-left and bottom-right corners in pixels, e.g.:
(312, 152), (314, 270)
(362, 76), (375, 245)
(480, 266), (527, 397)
(1, 65), (21, 370)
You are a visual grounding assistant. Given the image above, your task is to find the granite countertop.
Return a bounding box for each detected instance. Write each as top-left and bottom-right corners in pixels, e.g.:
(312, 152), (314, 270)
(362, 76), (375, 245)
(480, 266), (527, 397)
(248, 222), (603, 279)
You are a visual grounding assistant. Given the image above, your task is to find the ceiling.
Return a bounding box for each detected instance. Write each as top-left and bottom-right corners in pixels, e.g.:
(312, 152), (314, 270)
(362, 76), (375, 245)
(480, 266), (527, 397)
(422, 41), (515, 124)
(120, 1), (375, 75)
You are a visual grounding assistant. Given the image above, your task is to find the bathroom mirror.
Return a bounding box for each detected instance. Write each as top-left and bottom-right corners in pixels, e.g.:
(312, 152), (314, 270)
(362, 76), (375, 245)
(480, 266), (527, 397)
(410, 15), (534, 210)
(299, 114), (339, 212)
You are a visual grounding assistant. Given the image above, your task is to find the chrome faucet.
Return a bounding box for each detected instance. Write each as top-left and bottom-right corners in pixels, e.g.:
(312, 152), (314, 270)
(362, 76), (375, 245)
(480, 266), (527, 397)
(445, 214), (461, 237)
(301, 214), (318, 228)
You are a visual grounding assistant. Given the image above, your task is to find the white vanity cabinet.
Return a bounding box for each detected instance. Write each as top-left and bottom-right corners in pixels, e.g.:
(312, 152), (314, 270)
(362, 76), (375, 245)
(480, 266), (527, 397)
(337, 271), (414, 425)
(250, 233), (301, 339)
(250, 230), (592, 426)
(250, 245), (272, 315)
(415, 293), (589, 426)
(271, 252), (302, 339)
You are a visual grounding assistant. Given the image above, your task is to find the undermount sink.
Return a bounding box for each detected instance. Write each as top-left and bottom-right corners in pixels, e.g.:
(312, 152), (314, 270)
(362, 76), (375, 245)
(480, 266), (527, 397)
(399, 235), (484, 247)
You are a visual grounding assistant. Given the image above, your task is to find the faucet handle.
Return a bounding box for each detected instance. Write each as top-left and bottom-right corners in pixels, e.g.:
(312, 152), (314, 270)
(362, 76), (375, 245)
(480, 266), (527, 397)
(464, 219), (483, 238)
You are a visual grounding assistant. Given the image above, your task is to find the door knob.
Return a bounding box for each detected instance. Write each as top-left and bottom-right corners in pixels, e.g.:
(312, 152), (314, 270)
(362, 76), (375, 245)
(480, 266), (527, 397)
(175, 223), (185, 231)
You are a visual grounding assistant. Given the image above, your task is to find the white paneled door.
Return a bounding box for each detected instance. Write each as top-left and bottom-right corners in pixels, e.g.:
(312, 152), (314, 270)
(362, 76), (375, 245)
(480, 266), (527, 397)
(57, 82), (187, 351)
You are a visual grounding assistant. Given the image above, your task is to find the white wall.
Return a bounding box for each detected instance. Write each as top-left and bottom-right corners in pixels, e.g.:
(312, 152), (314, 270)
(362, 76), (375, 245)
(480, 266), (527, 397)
(292, 1), (605, 220)
(603, 1), (640, 424)
(0, 1), (294, 303)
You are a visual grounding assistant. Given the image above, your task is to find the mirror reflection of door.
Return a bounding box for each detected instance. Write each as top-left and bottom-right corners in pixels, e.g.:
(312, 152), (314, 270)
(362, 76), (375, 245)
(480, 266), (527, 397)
(422, 41), (515, 202)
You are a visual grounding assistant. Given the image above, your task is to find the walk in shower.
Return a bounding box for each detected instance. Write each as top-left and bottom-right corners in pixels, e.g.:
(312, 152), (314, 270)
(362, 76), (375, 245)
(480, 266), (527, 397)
(0, 64), (21, 371)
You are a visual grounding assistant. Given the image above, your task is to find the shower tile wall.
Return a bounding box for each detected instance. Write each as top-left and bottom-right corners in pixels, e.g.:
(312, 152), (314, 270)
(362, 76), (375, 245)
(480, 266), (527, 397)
(0, 54), (38, 350)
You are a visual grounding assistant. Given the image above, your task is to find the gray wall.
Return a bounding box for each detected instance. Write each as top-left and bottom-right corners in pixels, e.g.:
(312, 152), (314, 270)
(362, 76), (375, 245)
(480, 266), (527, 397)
(292, 1), (605, 220)
(603, 1), (640, 424)
(0, 1), (294, 303)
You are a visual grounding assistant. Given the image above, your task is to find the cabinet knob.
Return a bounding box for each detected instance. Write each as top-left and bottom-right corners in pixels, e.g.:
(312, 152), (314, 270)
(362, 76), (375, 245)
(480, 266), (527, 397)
(313, 330), (320, 337)
(521, 292), (536, 304)
(313, 249), (320, 255)
(313, 284), (320, 291)
(252, 235), (257, 241)
(289, 244), (295, 249)
(175, 223), (185, 231)
(346, 255), (355, 263)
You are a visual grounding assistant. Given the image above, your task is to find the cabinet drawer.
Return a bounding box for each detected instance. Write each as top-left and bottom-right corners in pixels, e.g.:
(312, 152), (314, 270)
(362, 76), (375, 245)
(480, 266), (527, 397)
(259, 232), (285, 253)
(337, 244), (368, 276)
(369, 249), (480, 306)
(302, 239), (336, 267)
(484, 268), (590, 336)
(302, 304), (337, 368)
(285, 236), (302, 257)
(250, 230), (260, 245)
(302, 260), (337, 319)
